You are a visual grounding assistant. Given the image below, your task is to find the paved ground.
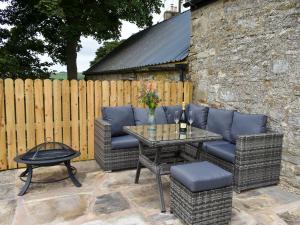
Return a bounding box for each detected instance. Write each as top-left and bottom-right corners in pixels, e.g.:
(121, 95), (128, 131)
(0, 160), (300, 225)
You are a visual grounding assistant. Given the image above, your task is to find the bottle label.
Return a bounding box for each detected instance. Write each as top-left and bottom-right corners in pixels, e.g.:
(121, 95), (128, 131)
(180, 123), (187, 129)
(179, 133), (187, 139)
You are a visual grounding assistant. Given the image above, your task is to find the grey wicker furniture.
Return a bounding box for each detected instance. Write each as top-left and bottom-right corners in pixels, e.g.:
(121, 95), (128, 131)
(124, 124), (222, 212)
(94, 118), (141, 171)
(170, 161), (233, 225)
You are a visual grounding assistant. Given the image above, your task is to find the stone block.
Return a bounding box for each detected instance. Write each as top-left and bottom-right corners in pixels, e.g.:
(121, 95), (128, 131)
(272, 60), (289, 74)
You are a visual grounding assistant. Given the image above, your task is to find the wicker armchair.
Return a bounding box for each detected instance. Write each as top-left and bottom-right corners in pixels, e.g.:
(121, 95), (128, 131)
(95, 118), (185, 171)
(186, 132), (283, 193)
(94, 118), (141, 171)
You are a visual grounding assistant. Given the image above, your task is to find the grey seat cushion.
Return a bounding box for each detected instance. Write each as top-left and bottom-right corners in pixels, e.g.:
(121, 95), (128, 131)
(204, 141), (236, 163)
(111, 135), (139, 150)
(171, 161), (232, 192)
(133, 107), (168, 125)
(206, 108), (234, 142)
(163, 105), (182, 124)
(231, 112), (267, 143)
(188, 104), (209, 129)
(102, 105), (135, 137)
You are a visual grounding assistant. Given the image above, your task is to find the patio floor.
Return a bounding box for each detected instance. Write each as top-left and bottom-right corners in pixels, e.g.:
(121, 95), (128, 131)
(1, 160), (300, 225)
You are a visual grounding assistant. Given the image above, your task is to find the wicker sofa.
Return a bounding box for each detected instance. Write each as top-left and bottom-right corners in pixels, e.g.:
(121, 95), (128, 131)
(94, 104), (283, 192)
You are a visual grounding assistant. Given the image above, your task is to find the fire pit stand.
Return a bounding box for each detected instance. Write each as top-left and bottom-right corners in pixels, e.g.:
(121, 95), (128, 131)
(14, 142), (81, 196)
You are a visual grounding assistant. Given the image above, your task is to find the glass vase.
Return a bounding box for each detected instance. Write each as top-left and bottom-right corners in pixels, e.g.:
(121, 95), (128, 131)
(148, 107), (156, 131)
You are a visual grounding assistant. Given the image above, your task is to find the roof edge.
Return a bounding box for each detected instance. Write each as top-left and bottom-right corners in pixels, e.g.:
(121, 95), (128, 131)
(184, 0), (218, 9)
(83, 10), (191, 75)
(85, 58), (188, 76)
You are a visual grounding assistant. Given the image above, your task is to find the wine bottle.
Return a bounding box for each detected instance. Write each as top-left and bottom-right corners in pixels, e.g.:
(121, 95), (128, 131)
(179, 102), (187, 133)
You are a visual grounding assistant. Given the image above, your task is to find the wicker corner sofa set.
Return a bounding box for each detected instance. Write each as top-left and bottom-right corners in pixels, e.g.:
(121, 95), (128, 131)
(94, 103), (283, 224)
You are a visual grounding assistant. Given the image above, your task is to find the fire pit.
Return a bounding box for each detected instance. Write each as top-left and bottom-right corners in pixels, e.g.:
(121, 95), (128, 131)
(14, 142), (81, 196)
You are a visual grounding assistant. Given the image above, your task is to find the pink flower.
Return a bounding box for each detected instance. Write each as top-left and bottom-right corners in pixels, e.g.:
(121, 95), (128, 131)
(146, 82), (152, 92)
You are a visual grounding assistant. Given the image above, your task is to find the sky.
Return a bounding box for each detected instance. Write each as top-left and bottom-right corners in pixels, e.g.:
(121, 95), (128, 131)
(0, 0), (188, 73)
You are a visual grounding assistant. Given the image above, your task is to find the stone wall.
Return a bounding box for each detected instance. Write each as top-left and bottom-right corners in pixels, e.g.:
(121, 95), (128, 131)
(188, 0), (300, 191)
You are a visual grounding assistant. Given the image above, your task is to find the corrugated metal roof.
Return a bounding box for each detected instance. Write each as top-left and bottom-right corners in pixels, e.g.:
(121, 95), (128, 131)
(84, 10), (191, 75)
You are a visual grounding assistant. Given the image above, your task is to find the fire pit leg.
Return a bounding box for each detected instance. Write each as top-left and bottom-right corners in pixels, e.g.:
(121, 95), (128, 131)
(19, 167), (29, 177)
(65, 161), (81, 187)
(19, 165), (33, 196)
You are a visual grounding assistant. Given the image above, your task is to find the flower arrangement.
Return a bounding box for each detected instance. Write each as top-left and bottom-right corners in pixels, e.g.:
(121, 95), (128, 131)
(139, 81), (161, 111)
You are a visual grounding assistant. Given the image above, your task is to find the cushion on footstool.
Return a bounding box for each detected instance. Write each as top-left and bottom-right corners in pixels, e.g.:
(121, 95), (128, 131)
(170, 161), (232, 192)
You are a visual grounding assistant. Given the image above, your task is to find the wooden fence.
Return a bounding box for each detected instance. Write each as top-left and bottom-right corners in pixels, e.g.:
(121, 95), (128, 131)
(0, 79), (192, 170)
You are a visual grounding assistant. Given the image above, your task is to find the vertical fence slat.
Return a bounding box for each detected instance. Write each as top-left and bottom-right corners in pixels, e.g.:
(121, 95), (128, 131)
(177, 81), (183, 104)
(25, 79), (35, 149)
(34, 79), (44, 145)
(5, 79), (17, 169)
(188, 82), (193, 103)
(0, 80), (7, 170)
(53, 80), (62, 142)
(79, 80), (87, 160)
(71, 81), (79, 152)
(124, 81), (131, 105)
(131, 81), (138, 107)
(15, 79), (26, 167)
(170, 82), (177, 106)
(87, 81), (94, 160)
(110, 80), (117, 107)
(157, 80), (164, 106)
(62, 80), (71, 146)
(44, 79), (53, 142)
(117, 80), (124, 106)
(184, 82), (192, 103)
(137, 81), (144, 108)
(94, 80), (102, 118)
(164, 81), (171, 106)
(102, 81), (110, 107)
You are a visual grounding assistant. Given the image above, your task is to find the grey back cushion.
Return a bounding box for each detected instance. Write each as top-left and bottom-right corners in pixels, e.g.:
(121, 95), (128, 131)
(164, 105), (182, 124)
(188, 104), (209, 129)
(133, 107), (168, 125)
(133, 108), (148, 125)
(102, 105), (135, 137)
(206, 108), (234, 142)
(155, 107), (168, 124)
(231, 112), (267, 143)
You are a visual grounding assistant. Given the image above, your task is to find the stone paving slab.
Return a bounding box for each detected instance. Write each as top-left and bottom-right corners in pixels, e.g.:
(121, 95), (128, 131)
(0, 160), (300, 225)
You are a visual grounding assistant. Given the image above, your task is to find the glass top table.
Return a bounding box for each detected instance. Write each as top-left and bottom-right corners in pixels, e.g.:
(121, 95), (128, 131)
(124, 124), (222, 147)
(124, 124), (222, 212)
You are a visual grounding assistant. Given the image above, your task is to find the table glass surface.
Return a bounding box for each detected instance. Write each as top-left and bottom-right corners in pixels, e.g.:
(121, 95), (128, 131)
(124, 124), (221, 144)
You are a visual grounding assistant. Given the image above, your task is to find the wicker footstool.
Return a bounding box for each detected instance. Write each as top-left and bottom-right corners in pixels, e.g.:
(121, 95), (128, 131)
(170, 161), (233, 225)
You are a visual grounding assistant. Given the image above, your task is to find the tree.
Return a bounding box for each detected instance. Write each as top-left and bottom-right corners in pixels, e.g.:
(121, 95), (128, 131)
(0, 0), (163, 79)
(0, 27), (53, 79)
(90, 40), (124, 66)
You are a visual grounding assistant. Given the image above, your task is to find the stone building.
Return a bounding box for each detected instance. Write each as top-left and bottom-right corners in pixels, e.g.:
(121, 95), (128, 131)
(184, 0), (300, 192)
(84, 10), (191, 81)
